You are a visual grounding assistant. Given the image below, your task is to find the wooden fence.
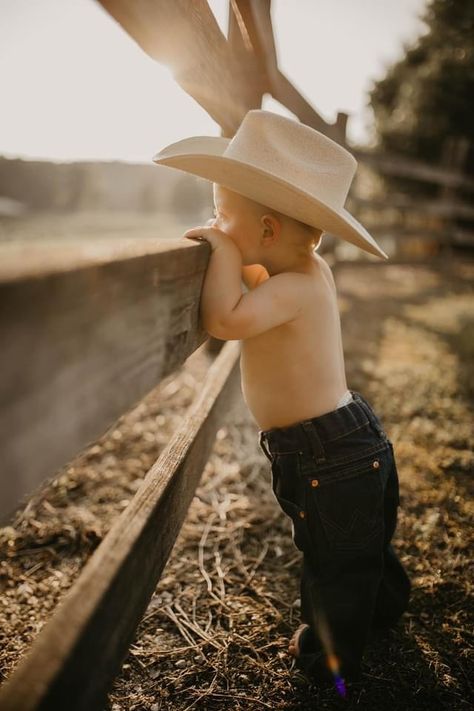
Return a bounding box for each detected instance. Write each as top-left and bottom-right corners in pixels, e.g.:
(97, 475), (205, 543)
(0, 1), (471, 709)
(348, 137), (473, 258)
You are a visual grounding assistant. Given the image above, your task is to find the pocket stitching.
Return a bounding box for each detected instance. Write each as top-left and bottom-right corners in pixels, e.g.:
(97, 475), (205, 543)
(308, 469), (384, 552)
(300, 443), (389, 484)
(325, 420), (370, 442)
(318, 505), (383, 550)
(313, 457), (384, 486)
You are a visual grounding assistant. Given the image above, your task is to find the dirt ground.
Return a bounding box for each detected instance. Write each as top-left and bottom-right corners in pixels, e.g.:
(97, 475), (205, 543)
(0, 255), (473, 710)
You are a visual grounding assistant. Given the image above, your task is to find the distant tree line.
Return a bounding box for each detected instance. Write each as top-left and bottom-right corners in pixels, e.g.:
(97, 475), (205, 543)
(0, 157), (212, 217)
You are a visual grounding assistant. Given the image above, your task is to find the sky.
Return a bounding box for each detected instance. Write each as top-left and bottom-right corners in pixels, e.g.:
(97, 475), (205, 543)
(0, 0), (429, 164)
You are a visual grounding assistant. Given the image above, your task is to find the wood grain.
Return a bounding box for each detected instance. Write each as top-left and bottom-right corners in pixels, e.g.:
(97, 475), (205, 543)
(96, 0), (255, 135)
(0, 339), (241, 710)
(0, 239), (210, 523)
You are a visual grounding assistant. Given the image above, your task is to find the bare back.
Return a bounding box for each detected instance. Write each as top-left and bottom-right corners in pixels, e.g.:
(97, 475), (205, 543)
(240, 254), (348, 430)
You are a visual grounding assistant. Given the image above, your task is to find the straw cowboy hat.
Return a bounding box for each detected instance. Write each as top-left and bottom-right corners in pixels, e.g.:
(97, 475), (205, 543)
(152, 109), (388, 260)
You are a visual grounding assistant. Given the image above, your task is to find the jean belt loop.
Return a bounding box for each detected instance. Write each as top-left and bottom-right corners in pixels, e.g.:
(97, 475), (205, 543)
(356, 398), (385, 438)
(259, 431), (273, 462)
(300, 421), (326, 463)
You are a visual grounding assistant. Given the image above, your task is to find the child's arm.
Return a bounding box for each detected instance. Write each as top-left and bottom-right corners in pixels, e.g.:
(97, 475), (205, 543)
(183, 226), (302, 340)
(184, 226), (245, 335)
(216, 272), (303, 340)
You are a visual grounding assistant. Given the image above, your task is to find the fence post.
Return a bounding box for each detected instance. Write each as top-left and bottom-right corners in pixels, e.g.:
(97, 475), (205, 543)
(205, 0), (270, 356)
(439, 135), (470, 256)
(335, 111), (349, 146)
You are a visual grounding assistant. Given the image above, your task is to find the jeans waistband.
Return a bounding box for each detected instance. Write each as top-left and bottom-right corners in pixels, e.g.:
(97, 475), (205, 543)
(258, 390), (387, 462)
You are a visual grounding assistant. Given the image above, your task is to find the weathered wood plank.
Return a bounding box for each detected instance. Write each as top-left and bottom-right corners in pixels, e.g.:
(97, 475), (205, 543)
(354, 148), (474, 192)
(0, 239), (211, 523)
(0, 339), (241, 711)
(245, 1), (343, 140)
(97, 0), (343, 141)
(353, 226), (452, 241)
(450, 228), (474, 246)
(227, 0), (270, 109)
(96, 0), (256, 135)
(270, 68), (338, 138)
(349, 194), (474, 220)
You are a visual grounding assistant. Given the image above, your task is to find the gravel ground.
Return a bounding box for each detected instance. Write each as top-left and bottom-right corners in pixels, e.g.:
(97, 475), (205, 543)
(1, 255), (473, 710)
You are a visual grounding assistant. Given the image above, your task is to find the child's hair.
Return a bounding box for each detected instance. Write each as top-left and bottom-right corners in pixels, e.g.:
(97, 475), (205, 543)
(273, 208), (323, 252)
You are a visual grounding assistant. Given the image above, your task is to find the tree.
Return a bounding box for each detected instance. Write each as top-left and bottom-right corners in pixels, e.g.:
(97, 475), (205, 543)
(368, 0), (474, 196)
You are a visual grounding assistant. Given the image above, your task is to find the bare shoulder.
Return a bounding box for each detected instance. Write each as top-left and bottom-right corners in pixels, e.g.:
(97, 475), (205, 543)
(312, 254), (337, 294)
(254, 271), (312, 317)
(255, 261), (333, 302)
(266, 270), (312, 297)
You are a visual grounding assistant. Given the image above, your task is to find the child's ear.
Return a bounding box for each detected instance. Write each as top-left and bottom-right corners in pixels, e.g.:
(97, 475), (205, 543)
(261, 215), (275, 236)
(262, 215), (282, 243)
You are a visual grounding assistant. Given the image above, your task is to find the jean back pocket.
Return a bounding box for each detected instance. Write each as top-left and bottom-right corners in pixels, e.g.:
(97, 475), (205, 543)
(304, 449), (388, 554)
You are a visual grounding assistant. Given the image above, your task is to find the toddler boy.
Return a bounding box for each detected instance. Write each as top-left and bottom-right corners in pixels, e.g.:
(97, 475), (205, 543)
(153, 110), (411, 688)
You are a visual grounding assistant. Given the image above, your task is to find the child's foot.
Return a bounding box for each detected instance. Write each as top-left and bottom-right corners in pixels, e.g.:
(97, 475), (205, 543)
(288, 623), (310, 657)
(289, 623), (361, 690)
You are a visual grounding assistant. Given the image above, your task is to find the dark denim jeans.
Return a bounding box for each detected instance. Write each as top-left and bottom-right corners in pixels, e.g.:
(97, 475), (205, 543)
(258, 389), (411, 684)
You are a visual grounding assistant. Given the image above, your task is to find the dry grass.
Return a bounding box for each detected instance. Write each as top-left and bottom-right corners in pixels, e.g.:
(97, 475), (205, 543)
(1, 256), (473, 710)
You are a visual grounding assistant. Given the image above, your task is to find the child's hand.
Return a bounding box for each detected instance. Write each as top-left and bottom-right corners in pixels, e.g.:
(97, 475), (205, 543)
(183, 225), (230, 252)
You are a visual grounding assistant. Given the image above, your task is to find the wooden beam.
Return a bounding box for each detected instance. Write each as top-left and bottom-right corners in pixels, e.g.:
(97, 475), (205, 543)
(349, 194), (474, 220)
(245, 0), (278, 71)
(0, 239), (211, 524)
(96, 0), (256, 135)
(354, 148), (474, 192)
(270, 68), (339, 138)
(227, 0), (269, 108)
(97, 0), (346, 141)
(0, 340), (241, 711)
(245, 1), (346, 142)
(354, 226), (454, 241)
(450, 227), (474, 246)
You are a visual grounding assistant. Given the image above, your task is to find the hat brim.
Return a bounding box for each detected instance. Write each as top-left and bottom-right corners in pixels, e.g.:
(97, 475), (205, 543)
(152, 136), (388, 260)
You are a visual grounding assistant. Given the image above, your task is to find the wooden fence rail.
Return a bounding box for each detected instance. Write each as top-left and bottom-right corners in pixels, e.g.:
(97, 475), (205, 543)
(0, 333), (241, 710)
(0, 239), (213, 525)
(353, 147), (474, 193)
(96, 0), (347, 142)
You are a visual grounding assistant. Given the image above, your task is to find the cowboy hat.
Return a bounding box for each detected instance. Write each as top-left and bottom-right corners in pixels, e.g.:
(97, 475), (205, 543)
(152, 109), (388, 260)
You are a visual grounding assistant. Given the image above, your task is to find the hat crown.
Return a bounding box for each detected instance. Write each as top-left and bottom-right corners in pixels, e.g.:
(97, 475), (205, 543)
(223, 110), (357, 211)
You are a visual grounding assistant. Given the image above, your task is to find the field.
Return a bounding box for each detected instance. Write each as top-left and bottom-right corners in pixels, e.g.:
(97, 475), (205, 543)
(0, 210), (197, 244)
(0, 247), (473, 709)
